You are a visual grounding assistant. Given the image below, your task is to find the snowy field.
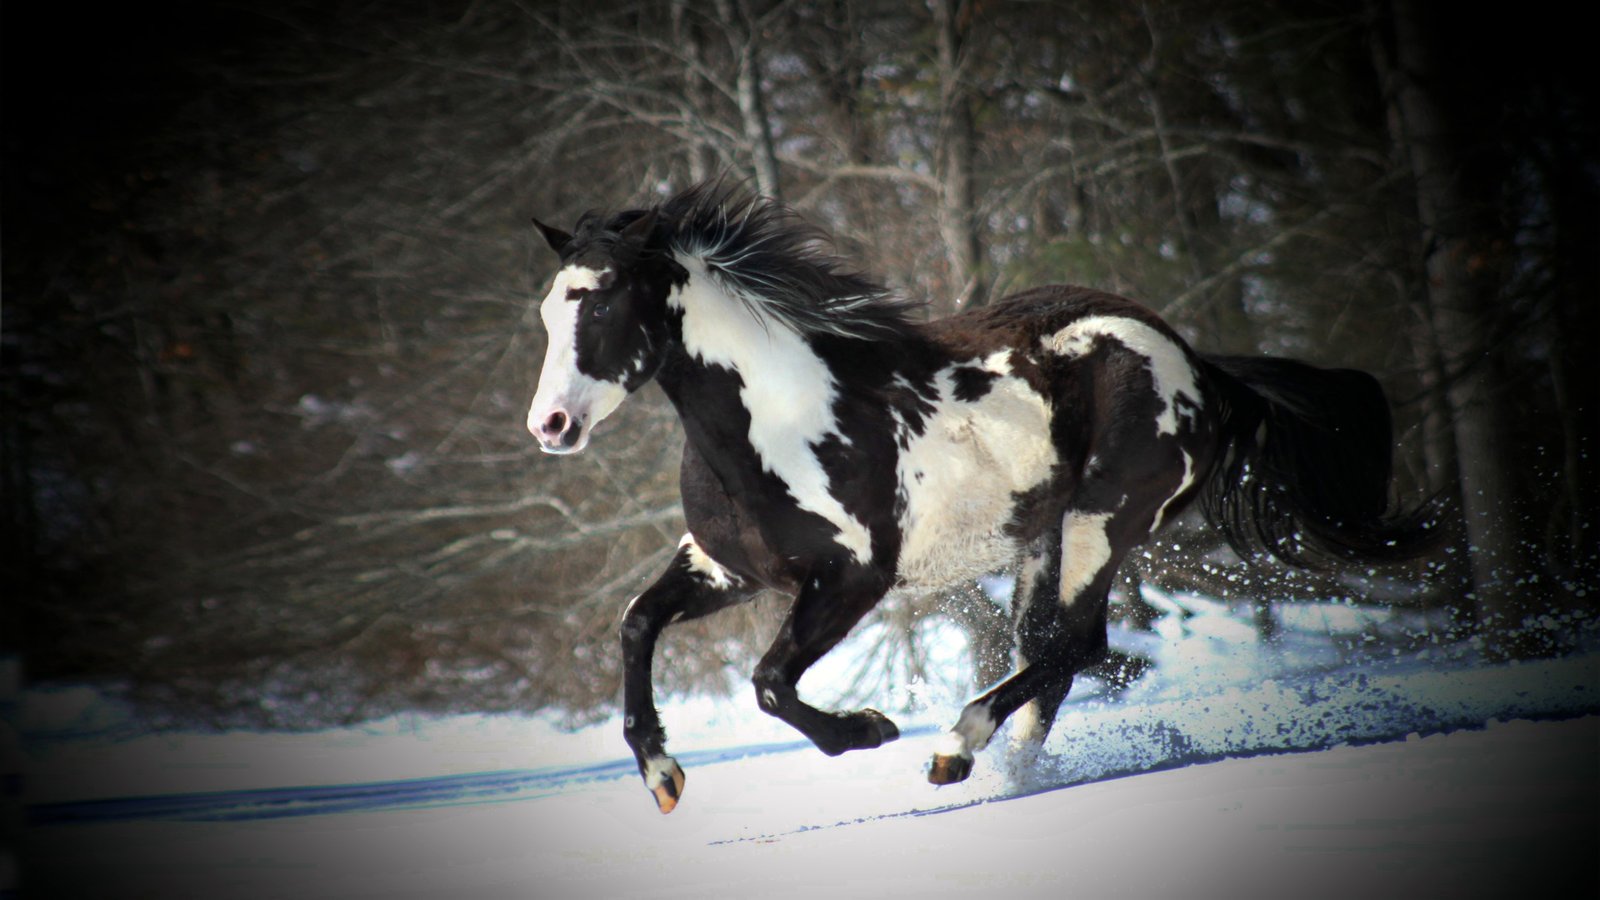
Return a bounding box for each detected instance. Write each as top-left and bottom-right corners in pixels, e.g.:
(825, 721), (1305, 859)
(11, 588), (1600, 898)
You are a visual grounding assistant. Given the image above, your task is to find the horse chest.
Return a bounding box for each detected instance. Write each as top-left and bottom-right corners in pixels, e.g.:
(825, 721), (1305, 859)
(892, 370), (1057, 589)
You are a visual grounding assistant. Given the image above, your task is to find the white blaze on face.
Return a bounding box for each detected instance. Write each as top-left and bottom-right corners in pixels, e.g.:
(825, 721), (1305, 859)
(1041, 316), (1200, 436)
(669, 257), (874, 563)
(528, 265), (627, 454)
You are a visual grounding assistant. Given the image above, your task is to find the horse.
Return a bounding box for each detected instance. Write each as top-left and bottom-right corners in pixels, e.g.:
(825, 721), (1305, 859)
(525, 181), (1439, 814)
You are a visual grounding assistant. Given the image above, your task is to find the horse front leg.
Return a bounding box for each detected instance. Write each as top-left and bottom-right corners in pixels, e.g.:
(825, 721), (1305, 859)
(751, 566), (900, 756)
(620, 538), (754, 813)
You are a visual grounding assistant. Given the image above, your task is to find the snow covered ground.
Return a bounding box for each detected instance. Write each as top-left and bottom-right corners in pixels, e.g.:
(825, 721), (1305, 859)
(12, 588), (1600, 898)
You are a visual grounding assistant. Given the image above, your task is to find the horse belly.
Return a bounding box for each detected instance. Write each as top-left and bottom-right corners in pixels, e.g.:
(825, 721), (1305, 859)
(893, 375), (1057, 589)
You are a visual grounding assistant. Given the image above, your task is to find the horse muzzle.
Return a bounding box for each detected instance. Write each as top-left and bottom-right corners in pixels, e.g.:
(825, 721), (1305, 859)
(530, 407), (589, 454)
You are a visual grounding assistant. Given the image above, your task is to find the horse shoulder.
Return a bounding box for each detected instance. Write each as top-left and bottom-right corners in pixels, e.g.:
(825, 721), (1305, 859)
(678, 438), (796, 592)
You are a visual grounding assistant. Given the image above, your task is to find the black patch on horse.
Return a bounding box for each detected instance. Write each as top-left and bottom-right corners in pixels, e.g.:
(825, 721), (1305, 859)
(949, 365), (998, 402)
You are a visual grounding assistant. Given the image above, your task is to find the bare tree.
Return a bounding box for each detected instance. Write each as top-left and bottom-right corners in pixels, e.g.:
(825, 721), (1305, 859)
(1378, 0), (1543, 653)
(713, 0), (784, 198)
(933, 0), (986, 309)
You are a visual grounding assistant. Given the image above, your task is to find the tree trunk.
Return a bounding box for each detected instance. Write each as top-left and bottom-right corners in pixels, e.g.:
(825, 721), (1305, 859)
(1382, 0), (1539, 654)
(672, 0), (718, 183)
(1533, 114), (1600, 589)
(715, 0), (781, 199)
(933, 0), (984, 309)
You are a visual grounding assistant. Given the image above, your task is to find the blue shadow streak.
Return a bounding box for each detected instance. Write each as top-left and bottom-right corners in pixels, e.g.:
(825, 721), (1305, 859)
(29, 724), (941, 826)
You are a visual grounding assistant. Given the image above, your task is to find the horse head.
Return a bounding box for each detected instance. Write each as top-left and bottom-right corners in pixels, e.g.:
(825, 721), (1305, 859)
(527, 207), (683, 454)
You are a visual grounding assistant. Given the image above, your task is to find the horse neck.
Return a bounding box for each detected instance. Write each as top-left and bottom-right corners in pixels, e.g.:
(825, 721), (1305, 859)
(656, 261), (890, 565)
(658, 261), (843, 440)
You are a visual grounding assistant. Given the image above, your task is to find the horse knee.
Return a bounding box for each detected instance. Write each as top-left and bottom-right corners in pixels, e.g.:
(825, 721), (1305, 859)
(751, 665), (789, 714)
(618, 606), (656, 652)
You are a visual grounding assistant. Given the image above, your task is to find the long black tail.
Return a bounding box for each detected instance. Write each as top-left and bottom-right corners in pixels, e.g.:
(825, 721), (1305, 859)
(1197, 354), (1444, 568)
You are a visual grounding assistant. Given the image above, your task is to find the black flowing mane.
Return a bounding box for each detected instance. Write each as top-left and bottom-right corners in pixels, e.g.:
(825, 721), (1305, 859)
(591, 182), (924, 341)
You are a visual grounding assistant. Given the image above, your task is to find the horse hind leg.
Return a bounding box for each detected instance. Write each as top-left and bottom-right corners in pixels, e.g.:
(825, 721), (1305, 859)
(1008, 606), (1080, 747)
(928, 511), (1117, 785)
(926, 534), (1068, 783)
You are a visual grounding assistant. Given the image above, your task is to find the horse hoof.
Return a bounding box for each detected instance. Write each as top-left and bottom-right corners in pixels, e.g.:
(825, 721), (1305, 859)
(927, 752), (973, 785)
(645, 758), (686, 814)
(862, 709), (900, 747)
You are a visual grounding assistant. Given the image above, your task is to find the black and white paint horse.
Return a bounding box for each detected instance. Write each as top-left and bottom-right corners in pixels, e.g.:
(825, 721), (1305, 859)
(526, 183), (1436, 813)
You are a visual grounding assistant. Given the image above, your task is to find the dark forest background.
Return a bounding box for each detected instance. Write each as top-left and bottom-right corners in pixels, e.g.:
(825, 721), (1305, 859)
(3, 1), (1595, 730)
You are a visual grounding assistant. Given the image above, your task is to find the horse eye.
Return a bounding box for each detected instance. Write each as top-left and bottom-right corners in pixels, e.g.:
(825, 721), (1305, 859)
(591, 302), (611, 319)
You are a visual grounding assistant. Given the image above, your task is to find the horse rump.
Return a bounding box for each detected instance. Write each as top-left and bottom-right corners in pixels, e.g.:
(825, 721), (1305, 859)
(1197, 354), (1445, 567)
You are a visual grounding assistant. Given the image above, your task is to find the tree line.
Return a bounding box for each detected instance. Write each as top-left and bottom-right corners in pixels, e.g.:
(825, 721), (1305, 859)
(3, 0), (1593, 727)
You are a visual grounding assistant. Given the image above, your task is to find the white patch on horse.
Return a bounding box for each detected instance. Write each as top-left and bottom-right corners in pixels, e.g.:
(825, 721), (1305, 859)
(641, 755), (678, 791)
(1005, 573), (1051, 746)
(679, 533), (740, 589)
(558, 265), (608, 294)
(528, 265), (627, 446)
(935, 703), (998, 761)
(1041, 316), (1200, 436)
(1010, 691), (1049, 746)
(669, 257), (873, 563)
(1149, 450), (1196, 533)
(980, 349), (1013, 375)
(894, 363), (1056, 588)
(1015, 549), (1050, 604)
(1059, 511), (1113, 607)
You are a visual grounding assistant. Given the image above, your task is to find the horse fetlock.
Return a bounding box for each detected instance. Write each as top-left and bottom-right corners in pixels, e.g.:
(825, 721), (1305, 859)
(641, 755), (686, 814)
(925, 703), (996, 784)
(944, 704), (999, 754)
(811, 709), (900, 757)
(855, 708), (900, 747)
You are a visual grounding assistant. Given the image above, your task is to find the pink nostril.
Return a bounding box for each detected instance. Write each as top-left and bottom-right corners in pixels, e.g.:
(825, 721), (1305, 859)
(542, 410), (569, 437)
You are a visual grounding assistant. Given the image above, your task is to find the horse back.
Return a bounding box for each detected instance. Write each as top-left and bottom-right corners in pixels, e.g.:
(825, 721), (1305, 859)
(922, 285), (1188, 359)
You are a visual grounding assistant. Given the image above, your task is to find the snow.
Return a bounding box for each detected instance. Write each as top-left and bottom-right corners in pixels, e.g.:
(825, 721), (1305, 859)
(12, 587), (1600, 898)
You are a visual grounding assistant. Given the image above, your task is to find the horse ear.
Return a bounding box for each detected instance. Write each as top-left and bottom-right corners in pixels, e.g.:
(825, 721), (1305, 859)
(620, 208), (658, 245)
(532, 217), (572, 254)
